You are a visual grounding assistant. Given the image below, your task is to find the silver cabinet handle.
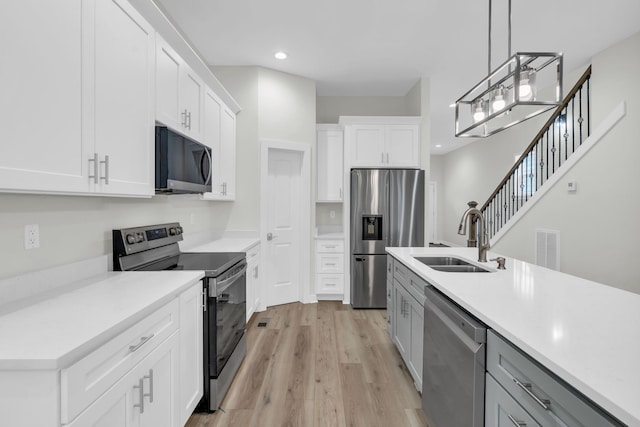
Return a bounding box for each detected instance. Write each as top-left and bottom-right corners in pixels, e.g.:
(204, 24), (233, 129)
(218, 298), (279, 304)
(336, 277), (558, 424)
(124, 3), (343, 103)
(324, 245), (336, 249)
(100, 155), (109, 185)
(267, 232), (278, 241)
(325, 263), (336, 266)
(381, 152), (384, 163)
(513, 377), (551, 410)
(133, 378), (145, 413)
(143, 369), (154, 403)
(88, 153), (99, 184)
(202, 287), (207, 312)
(187, 111), (192, 130)
(129, 334), (154, 353)
(181, 109), (188, 127)
(508, 414), (526, 426)
(339, 188), (342, 199)
(386, 152), (389, 163)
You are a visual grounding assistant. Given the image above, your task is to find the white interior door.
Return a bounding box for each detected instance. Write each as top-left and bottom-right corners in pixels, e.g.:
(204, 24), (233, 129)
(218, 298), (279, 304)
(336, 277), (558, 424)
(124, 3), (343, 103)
(265, 148), (303, 306)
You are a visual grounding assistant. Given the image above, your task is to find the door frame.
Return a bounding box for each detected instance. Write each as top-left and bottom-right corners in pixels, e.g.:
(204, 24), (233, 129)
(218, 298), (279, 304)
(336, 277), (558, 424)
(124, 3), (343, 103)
(259, 139), (312, 310)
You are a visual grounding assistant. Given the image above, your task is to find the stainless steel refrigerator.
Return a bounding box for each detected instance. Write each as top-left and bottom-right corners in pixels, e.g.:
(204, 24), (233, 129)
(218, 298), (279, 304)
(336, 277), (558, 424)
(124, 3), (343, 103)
(350, 169), (425, 308)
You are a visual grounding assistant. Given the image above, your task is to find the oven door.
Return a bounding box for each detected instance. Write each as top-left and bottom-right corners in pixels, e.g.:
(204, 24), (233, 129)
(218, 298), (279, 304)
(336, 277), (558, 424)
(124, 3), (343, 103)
(209, 261), (247, 377)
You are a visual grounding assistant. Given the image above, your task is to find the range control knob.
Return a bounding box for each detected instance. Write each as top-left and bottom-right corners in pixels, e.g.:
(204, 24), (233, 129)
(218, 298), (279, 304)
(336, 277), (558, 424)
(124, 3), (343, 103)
(169, 227), (177, 236)
(176, 226), (183, 235)
(126, 234), (136, 245)
(135, 233), (145, 243)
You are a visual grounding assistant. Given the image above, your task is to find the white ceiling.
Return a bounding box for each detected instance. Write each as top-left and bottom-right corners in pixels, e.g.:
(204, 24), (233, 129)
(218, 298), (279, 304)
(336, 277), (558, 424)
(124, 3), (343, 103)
(154, 0), (640, 154)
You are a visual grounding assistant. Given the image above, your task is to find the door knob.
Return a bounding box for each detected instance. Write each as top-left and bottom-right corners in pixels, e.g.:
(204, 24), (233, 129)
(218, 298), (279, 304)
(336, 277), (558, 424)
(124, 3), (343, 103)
(267, 232), (278, 241)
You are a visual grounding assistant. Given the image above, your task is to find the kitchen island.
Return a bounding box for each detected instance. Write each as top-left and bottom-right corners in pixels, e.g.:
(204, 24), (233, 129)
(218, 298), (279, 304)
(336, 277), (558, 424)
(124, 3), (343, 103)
(387, 247), (640, 427)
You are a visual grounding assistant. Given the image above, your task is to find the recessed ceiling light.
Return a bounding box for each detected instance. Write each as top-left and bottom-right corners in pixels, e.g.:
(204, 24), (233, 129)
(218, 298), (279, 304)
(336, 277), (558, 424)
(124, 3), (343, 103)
(274, 51), (288, 60)
(435, 144), (442, 148)
(449, 103), (456, 108)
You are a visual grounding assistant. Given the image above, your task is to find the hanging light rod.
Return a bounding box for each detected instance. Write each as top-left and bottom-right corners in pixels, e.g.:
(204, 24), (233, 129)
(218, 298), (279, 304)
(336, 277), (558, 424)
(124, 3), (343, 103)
(454, 0), (563, 138)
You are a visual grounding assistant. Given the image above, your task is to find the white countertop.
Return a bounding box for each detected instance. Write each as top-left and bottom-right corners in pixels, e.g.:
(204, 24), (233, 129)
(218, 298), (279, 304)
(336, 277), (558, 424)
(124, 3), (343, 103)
(0, 271), (204, 370)
(386, 247), (640, 427)
(183, 237), (259, 253)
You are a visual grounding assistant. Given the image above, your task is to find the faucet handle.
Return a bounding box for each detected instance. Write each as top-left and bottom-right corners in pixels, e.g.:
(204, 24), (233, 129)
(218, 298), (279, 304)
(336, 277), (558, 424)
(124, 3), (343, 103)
(490, 257), (506, 270)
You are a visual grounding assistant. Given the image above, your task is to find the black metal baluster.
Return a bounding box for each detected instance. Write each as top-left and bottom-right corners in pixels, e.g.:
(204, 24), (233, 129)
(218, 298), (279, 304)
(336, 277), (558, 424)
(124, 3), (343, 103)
(579, 86), (583, 145)
(587, 76), (591, 136)
(571, 97), (576, 153)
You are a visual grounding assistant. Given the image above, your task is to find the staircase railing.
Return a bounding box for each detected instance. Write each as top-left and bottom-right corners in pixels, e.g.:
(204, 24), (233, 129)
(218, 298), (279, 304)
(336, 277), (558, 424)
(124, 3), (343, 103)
(481, 66), (592, 240)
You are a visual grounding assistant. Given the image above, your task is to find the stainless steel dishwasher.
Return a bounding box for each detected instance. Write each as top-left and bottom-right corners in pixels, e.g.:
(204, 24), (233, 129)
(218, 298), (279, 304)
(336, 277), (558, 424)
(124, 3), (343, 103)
(422, 285), (487, 427)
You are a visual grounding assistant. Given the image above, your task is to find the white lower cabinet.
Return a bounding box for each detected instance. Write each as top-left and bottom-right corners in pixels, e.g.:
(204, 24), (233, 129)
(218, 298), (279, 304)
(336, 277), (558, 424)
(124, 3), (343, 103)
(178, 282), (204, 425)
(68, 332), (179, 427)
(315, 239), (345, 298)
(0, 281), (205, 427)
(246, 243), (261, 322)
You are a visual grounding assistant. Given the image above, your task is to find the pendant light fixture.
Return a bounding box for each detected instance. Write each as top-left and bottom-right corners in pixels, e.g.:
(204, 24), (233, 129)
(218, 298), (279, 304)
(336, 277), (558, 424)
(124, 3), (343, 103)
(454, 0), (563, 137)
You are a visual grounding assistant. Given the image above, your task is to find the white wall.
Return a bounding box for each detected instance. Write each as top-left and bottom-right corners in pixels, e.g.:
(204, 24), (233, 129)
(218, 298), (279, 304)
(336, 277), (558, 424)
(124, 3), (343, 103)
(0, 193), (231, 279)
(435, 31), (640, 293)
(316, 96), (409, 123)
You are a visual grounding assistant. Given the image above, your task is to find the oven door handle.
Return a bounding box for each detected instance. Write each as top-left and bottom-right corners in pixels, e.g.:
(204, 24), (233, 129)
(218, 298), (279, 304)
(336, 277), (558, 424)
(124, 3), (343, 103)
(215, 264), (247, 296)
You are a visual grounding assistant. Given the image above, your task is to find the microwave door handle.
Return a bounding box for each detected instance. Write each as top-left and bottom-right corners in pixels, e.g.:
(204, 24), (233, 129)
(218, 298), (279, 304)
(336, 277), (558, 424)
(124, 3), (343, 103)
(199, 149), (212, 185)
(204, 148), (212, 186)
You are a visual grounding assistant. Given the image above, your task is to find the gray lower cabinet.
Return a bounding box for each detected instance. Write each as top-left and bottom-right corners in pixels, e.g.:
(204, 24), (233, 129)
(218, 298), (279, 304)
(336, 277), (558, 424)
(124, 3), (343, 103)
(388, 255), (424, 391)
(487, 330), (623, 427)
(486, 374), (542, 427)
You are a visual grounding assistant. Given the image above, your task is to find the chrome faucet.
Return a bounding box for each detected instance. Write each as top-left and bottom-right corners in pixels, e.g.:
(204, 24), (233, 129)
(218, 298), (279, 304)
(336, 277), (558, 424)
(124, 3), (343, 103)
(457, 207), (490, 262)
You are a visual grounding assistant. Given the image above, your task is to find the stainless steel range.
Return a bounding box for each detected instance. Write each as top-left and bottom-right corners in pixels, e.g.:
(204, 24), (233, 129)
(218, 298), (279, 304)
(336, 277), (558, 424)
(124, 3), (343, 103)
(113, 222), (246, 412)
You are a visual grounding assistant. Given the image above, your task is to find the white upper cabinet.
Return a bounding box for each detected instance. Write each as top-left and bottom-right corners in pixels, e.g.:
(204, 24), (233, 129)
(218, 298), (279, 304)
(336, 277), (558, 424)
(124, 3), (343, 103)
(219, 106), (237, 199)
(342, 117), (421, 168)
(0, 0), (154, 197)
(0, 0), (87, 193)
(316, 126), (344, 202)
(90, 0), (155, 196)
(155, 35), (204, 143)
(201, 86), (236, 201)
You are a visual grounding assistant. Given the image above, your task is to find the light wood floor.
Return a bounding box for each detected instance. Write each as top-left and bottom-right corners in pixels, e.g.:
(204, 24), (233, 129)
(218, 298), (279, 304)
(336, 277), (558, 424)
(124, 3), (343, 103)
(186, 301), (428, 427)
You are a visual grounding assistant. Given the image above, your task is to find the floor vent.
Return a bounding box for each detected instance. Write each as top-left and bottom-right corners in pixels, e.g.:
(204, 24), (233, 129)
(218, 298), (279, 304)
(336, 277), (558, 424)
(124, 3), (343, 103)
(256, 318), (270, 328)
(535, 229), (560, 270)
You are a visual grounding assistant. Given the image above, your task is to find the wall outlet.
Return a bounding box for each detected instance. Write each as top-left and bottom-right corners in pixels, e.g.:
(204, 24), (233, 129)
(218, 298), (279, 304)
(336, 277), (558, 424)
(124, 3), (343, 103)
(329, 210), (336, 219)
(25, 224), (40, 250)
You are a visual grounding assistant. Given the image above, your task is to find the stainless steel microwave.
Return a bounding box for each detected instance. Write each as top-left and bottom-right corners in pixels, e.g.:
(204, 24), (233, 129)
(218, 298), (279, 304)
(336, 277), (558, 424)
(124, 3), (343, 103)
(155, 126), (212, 194)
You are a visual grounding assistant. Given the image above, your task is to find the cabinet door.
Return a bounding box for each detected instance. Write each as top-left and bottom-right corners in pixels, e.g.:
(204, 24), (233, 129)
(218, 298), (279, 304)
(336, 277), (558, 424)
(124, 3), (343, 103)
(350, 125), (385, 167)
(393, 283), (410, 358)
(202, 87), (223, 199)
(317, 129), (344, 201)
(155, 36), (182, 130)
(138, 333), (179, 427)
(385, 125), (420, 167)
(219, 107), (236, 199)
(0, 0), (89, 193)
(91, 0), (154, 196)
(180, 67), (204, 142)
(179, 283), (204, 426)
(408, 297), (424, 390)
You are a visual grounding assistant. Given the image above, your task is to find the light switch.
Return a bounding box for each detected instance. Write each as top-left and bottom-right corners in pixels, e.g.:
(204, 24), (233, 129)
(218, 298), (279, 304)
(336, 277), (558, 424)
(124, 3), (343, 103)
(567, 181), (577, 193)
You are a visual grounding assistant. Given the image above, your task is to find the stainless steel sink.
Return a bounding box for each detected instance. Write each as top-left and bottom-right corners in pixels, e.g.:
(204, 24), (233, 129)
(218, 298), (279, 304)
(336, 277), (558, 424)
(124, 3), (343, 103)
(430, 265), (491, 273)
(413, 256), (492, 273)
(414, 256), (472, 266)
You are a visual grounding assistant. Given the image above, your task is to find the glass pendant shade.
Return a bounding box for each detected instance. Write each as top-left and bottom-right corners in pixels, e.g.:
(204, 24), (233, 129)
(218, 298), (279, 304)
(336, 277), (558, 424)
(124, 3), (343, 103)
(491, 85), (507, 112)
(472, 98), (487, 122)
(518, 67), (536, 101)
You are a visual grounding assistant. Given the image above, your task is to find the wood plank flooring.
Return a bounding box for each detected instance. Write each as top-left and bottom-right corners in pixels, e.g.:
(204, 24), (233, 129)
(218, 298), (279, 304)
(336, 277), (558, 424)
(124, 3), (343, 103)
(186, 301), (428, 427)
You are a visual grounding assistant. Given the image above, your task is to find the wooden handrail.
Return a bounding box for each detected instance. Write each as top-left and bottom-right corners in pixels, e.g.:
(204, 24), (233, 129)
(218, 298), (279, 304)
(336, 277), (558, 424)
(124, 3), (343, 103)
(481, 65), (592, 212)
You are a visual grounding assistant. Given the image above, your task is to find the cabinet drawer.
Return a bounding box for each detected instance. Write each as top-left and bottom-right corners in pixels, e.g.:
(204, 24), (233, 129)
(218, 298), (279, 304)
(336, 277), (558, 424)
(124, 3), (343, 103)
(486, 374), (542, 427)
(487, 331), (622, 427)
(316, 274), (344, 294)
(386, 256), (394, 279)
(61, 299), (180, 423)
(393, 260), (410, 288)
(315, 240), (344, 253)
(316, 254), (344, 273)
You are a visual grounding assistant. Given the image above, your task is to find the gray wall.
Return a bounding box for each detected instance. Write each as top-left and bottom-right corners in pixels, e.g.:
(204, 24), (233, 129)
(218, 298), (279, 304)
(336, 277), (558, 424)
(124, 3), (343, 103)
(316, 95), (410, 123)
(433, 31), (640, 294)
